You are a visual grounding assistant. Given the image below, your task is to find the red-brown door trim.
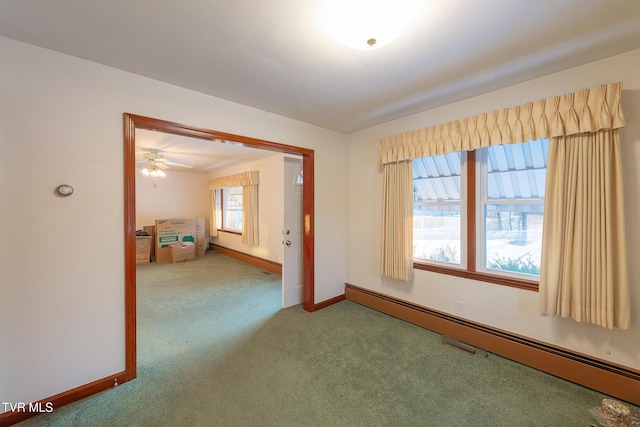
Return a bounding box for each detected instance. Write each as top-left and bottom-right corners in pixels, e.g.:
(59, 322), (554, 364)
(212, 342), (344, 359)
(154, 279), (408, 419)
(123, 113), (316, 382)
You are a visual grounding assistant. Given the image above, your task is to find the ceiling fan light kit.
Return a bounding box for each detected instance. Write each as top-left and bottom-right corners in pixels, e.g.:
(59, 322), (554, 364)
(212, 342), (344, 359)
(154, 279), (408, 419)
(136, 147), (195, 185)
(141, 164), (166, 178)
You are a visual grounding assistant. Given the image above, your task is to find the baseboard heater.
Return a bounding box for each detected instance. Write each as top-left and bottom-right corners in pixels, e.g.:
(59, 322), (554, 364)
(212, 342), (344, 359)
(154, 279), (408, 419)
(345, 282), (640, 406)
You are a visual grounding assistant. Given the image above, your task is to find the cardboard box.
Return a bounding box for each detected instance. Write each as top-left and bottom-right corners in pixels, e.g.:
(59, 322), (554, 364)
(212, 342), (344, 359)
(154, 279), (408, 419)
(169, 242), (195, 263)
(155, 218), (197, 263)
(196, 217), (206, 257)
(135, 236), (152, 264)
(143, 225), (156, 259)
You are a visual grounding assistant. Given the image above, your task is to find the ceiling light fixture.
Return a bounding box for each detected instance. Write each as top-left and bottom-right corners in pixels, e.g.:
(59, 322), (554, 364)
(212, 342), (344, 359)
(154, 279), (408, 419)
(141, 164), (166, 178)
(322, 0), (419, 50)
(141, 163), (166, 188)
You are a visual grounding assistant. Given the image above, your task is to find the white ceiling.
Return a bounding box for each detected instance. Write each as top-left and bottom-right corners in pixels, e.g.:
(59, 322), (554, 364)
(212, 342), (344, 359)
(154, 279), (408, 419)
(135, 129), (277, 173)
(3, 0), (640, 168)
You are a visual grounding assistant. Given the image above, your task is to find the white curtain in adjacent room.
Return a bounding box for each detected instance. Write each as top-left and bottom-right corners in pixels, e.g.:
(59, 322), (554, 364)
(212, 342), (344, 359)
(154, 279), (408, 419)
(241, 182), (259, 246)
(209, 189), (218, 237)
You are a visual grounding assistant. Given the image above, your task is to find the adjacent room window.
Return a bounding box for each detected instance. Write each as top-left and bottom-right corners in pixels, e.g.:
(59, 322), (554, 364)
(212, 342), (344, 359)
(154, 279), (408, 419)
(412, 139), (549, 286)
(215, 186), (243, 232)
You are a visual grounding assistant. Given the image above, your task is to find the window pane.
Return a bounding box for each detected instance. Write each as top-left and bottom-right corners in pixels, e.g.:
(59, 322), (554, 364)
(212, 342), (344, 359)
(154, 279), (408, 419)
(486, 139), (548, 200)
(481, 139), (548, 278)
(224, 186), (242, 231)
(484, 204), (543, 276)
(413, 205), (461, 264)
(413, 152), (462, 265)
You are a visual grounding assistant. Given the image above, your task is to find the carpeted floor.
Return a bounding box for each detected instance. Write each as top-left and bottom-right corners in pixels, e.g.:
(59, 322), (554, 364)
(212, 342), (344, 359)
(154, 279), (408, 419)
(17, 251), (634, 426)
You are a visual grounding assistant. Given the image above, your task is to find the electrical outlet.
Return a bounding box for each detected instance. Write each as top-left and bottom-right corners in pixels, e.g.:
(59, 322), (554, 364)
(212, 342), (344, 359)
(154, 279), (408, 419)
(455, 300), (465, 316)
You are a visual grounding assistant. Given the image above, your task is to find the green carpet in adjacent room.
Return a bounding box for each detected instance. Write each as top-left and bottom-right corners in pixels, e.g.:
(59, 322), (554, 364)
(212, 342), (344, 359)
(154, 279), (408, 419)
(17, 251), (635, 426)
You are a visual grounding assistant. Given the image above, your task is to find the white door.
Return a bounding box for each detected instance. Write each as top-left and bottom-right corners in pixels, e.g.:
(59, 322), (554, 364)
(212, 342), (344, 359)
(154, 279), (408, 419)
(282, 157), (303, 308)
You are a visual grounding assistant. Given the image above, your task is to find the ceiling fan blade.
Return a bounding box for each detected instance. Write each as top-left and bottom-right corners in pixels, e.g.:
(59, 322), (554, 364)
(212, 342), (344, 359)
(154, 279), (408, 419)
(164, 161), (193, 168)
(139, 150), (192, 169)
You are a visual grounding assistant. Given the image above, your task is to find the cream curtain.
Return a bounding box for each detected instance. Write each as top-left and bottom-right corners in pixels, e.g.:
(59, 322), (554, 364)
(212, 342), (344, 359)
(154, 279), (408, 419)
(540, 130), (630, 329)
(207, 171), (260, 246)
(241, 182), (259, 246)
(207, 171), (259, 189)
(378, 82), (625, 164)
(381, 160), (414, 281)
(209, 189), (218, 237)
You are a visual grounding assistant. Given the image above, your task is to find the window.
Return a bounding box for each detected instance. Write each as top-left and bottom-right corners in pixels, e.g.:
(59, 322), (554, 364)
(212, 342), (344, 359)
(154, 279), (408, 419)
(412, 139), (549, 289)
(412, 151), (465, 265)
(479, 139), (548, 278)
(215, 186), (243, 232)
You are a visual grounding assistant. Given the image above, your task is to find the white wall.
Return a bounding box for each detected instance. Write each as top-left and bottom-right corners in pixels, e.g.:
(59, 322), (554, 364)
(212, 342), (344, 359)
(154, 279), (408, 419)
(135, 169), (209, 232)
(207, 153), (289, 264)
(0, 37), (348, 410)
(347, 48), (640, 371)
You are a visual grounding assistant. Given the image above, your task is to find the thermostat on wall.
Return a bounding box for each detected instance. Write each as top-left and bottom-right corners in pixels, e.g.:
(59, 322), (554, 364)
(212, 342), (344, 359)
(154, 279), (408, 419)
(55, 184), (74, 197)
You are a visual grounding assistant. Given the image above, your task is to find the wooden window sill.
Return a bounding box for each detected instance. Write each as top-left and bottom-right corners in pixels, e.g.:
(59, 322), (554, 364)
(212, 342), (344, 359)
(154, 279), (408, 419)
(413, 262), (539, 292)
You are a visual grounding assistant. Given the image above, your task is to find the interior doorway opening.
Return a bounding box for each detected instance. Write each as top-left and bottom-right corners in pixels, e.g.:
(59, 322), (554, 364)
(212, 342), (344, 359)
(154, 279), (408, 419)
(124, 113), (315, 382)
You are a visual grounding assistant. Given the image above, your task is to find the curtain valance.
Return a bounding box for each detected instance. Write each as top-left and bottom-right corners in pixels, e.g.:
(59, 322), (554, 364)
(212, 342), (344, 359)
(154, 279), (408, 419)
(378, 82), (625, 164)
(207, 171), (259, 189)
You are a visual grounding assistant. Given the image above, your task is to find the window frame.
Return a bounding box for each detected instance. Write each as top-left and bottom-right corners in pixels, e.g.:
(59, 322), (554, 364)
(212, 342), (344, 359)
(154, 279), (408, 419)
(215, 187), (243, 235)
(413, 149), (540, 292)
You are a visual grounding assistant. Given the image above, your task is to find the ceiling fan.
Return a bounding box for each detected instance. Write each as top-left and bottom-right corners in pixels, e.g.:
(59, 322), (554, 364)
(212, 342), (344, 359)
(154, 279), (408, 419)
(136, 150), (194, 170)
(135, 149), (194, 186)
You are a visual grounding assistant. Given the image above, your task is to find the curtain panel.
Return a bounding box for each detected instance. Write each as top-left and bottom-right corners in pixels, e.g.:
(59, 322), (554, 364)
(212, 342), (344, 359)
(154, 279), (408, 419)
(207, 171), (260, 246)
(209, 189), (218, 237)
(241, 184), (259, 246)
(381, 160), (414, 281)
(540, 130), (630, 329)
(378, 82), (625, 164)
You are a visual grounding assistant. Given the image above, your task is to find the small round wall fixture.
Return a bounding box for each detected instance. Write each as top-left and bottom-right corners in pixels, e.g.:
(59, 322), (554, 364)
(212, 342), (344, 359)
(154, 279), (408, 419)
(55, 184), (74, 197)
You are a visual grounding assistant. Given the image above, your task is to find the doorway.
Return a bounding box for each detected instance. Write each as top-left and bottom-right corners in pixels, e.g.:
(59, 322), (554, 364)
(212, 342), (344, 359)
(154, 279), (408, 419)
(123, 113), (315, 382)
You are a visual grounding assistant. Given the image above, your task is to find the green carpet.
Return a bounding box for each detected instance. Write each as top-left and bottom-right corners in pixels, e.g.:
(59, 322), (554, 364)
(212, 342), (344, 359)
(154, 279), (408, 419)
(17, 251), (634, 426)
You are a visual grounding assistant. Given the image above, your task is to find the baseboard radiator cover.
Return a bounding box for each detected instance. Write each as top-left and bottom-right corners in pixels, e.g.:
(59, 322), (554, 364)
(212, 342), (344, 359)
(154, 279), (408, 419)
(345, 283), (640, 406)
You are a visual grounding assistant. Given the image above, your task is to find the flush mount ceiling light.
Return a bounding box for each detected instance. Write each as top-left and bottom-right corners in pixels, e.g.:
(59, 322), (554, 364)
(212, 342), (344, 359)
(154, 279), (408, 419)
(322, 0), (419, 50)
